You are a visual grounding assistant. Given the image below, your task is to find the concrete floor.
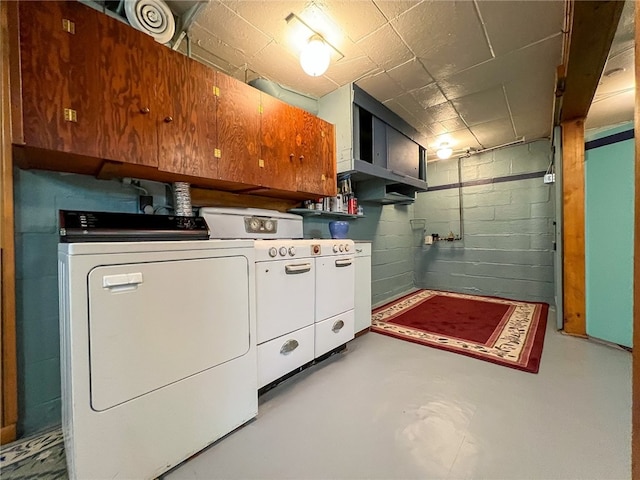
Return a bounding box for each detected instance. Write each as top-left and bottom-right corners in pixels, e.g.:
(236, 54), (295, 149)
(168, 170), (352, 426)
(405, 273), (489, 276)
(164, 308), (631, 480)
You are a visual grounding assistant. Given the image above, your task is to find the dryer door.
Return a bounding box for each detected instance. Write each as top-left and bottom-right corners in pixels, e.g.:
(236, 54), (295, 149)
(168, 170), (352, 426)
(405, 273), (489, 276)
(87, 255), (250, 411)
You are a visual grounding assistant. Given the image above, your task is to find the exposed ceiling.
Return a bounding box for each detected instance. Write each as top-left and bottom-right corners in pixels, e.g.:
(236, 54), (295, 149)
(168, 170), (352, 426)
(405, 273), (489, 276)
(162, 0), (632, 156)
(585, 0), (635, 131)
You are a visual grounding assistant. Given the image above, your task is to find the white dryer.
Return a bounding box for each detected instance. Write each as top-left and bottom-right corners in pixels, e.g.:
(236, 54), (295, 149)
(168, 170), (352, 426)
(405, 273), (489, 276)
(58, 234), (257, 479)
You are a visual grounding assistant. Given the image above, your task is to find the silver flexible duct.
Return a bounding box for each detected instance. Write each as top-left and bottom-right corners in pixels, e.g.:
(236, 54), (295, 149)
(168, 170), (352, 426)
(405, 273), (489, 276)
(173, 182), (193, 216)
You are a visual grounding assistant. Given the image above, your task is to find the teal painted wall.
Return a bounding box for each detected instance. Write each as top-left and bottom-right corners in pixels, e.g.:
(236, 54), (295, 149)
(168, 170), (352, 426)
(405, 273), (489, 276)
(303, 203), (416, 307)
(413, 140), (556, 304)
(304, 140), (558, 311)
(13, 168), (167, 436)
(9, 139), (566, 436)
(585, 123), (634, 347)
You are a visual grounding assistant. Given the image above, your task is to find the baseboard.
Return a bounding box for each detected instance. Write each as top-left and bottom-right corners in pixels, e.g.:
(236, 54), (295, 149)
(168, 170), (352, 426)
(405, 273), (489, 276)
(372, 288), (420, 310)
(354, 328), (370, 338)
(1, 423), (17, 445)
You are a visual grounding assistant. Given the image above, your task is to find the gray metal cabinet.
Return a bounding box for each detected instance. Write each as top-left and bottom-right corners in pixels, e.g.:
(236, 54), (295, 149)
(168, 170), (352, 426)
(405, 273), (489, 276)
(373, 116), (387, 169)
(317, 83), (427, 192)
(387, 127), (420, 179)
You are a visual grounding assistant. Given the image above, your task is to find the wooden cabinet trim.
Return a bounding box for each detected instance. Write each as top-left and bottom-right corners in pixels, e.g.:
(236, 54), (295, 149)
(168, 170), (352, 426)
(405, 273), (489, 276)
(8, 1), (22, 146)
(1, 0), (18, 445)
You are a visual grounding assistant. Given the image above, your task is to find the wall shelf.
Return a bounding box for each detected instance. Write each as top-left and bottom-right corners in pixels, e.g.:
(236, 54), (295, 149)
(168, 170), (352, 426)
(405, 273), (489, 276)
(288, 208), (364, 219)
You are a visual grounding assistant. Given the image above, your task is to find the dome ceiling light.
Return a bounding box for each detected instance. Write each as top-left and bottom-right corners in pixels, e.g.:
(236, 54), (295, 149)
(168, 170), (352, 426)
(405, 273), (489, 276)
(300, 35), (331, 77)
(285, 12), (344, 78)
(436, 142), (453, 160)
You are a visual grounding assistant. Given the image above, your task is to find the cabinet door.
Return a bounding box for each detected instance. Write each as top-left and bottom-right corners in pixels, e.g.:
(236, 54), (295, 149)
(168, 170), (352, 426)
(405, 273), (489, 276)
(372, 117), (387, 168)
(18, 1), (101, 157)
(98, 13), (161, 167)
(387, 127), (420, 178)
(216, 72), (261, 186)
(296, 114), (336, 196)
(158, 50), (217, 178)
(321, 120), (338, 196)
(259, 94), (298, 190)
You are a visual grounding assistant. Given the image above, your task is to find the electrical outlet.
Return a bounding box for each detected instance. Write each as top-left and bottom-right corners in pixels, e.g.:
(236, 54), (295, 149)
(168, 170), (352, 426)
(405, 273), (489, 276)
(543, 173), (555, 184)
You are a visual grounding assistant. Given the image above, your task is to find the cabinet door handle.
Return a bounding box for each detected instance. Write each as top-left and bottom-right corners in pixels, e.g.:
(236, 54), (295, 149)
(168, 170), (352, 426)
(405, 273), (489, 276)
(164, 116), (173, 123)
(140, 107), (150, 114)
(285, 263), (312, 274)
(335, 258), (353, 267)
(289, 153), (294, 161)
(299, 155), (304, 161)
(332, 320), (345, 333)
(280, 339), (299, 355)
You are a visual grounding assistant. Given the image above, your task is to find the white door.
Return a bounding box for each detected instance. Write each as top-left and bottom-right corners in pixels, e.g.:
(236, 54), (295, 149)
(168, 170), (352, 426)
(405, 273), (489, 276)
(315, 255), (355, 321)
(255, 259), (315, 344)
(88, 256), (250, 411)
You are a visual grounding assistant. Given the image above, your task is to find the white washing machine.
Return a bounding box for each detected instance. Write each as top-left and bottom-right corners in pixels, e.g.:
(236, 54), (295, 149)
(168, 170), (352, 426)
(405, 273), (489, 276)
(58, 212), (258, 480)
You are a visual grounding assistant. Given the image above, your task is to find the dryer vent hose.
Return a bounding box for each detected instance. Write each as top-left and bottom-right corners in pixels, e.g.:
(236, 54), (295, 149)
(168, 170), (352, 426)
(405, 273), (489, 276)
(173, 182), (193, 217)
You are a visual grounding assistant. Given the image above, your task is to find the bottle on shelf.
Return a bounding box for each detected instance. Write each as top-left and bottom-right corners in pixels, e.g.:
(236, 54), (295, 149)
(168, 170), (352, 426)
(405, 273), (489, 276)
(299, 175), (363, 216)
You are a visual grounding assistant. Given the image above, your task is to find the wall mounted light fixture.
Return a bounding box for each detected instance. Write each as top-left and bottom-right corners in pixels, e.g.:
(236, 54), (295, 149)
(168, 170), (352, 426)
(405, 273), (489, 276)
(285, 12), (343, 77)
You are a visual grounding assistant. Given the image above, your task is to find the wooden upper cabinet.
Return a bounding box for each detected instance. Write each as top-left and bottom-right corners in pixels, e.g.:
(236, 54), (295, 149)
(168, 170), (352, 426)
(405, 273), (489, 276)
(17, 1), (101, 157)
(296, 113), (337, 196)
(215, 72), (261, 186)
(97, 11), (162, 167)
(259, 94), (300, 191)
(260, 96), (336, 196)
(158, 49), (217, 179)
(12, 1), (336, 196)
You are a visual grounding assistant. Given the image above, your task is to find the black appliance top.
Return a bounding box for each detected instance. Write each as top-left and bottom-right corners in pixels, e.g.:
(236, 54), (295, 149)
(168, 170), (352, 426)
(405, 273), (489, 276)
(59, 210), (210, 242)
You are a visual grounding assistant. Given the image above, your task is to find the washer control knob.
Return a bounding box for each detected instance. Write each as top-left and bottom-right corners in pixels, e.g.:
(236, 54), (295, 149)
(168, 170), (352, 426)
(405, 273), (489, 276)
(279, 246), (287, 257)
(345, 244), (350, 252)
(268, 247), (277, 258)
(288, 246), (296, 256)
(333, 244), (339, 253)
(312, 244), (321, 255)
(339, 244), (345, 252)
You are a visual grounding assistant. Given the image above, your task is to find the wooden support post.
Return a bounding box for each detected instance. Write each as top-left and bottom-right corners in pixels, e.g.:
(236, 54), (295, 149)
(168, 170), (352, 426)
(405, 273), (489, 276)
(0, 0), (18, 445)
(561, 119), (587, 337)
(557, 0), (624, 338)
(632, 1), (639, 476)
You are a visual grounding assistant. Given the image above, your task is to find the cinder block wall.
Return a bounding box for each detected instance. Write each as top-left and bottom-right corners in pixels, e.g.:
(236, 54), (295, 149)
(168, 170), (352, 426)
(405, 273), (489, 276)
(13, 169), (166, 436)
(303, 202), (416, 307)
(14, 139), (555, 436)
(413, 140), (556, 304)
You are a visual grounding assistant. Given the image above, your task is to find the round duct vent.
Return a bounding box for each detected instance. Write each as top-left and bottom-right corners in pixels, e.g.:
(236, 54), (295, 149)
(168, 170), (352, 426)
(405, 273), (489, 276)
(124, 0), (176, 45)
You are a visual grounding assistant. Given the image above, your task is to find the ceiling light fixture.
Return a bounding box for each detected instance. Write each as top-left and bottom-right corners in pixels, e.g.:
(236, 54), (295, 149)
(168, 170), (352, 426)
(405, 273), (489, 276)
(436, 143), (453, 160)
(285, 12), (344, 77)
(300, 35), (331, 77)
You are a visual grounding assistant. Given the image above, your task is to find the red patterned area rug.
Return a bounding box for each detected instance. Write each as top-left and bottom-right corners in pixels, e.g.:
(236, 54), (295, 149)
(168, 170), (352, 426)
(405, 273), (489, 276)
(371, 289), (549, 373)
